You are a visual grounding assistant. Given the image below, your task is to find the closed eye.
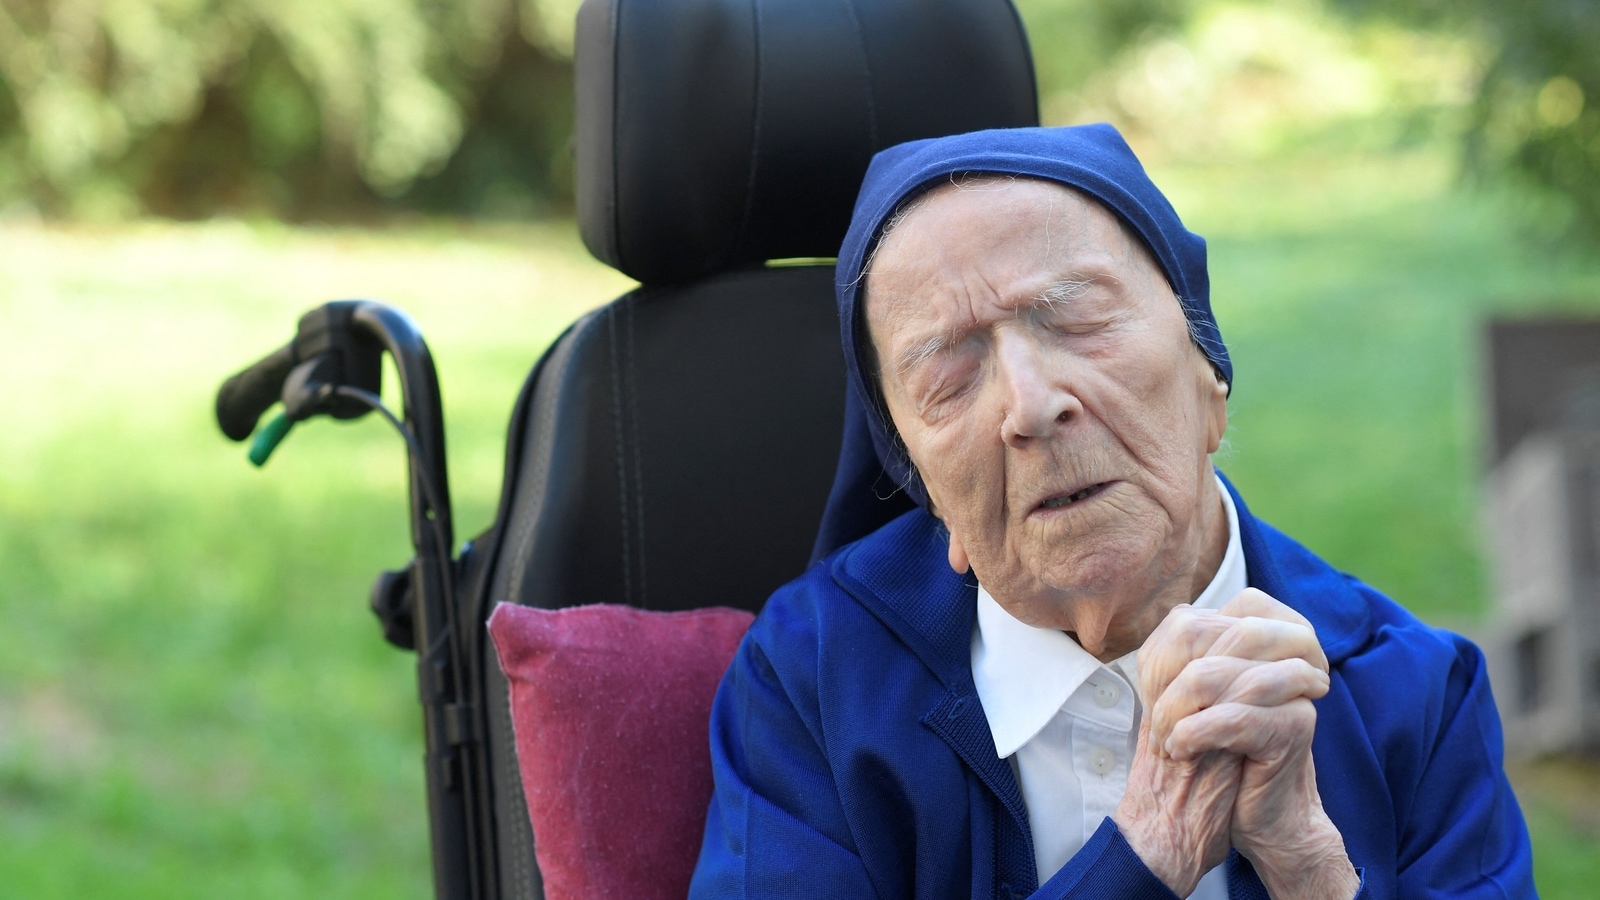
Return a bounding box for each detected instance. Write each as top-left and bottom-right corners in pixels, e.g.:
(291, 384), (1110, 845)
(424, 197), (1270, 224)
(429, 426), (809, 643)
(1029, 278), (1124, 338)
(908, 351), (982, 418)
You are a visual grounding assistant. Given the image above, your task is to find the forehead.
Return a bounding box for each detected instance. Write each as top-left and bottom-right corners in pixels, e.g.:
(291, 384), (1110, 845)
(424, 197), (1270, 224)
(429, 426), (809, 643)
(864, 178), (1156, 318)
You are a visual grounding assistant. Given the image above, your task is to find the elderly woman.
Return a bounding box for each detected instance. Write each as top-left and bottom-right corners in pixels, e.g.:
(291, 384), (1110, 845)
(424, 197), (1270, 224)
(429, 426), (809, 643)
(690, 124), (1533, 899)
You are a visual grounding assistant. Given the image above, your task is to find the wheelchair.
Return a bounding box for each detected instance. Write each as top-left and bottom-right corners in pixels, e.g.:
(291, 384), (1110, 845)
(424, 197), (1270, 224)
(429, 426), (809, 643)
(215, 1), (1037, 896)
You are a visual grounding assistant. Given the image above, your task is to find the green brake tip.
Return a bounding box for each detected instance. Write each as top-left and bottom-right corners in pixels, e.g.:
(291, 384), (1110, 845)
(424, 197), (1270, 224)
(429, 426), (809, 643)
(248, 412), (294, 467)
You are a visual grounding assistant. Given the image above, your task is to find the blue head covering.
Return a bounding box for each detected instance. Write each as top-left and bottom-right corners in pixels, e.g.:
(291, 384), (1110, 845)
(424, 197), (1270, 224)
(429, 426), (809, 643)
(811, 123), (1230, 561)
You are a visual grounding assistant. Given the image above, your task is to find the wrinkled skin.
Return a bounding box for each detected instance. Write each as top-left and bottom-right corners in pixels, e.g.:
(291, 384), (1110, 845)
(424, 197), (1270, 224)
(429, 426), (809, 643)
(1125, 590), (1356, 897)
(865, 177), (1228, 660)
(864, 178), (1358, 898)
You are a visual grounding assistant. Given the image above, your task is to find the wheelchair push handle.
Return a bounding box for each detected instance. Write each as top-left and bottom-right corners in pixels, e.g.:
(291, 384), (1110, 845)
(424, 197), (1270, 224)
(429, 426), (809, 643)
(216, 299), (484, 900)
(216, 343), (296, 442)
(215, 301), (388, 444)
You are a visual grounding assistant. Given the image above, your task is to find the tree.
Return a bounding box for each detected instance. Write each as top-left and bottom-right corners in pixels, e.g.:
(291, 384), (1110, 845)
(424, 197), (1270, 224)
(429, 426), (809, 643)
(0, 0), (575, 219)
(1328, 0), (1600, 236)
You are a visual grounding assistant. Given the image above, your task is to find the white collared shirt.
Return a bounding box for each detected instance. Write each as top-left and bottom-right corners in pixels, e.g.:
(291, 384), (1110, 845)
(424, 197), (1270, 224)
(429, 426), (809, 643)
(971, 475), (1246, 897)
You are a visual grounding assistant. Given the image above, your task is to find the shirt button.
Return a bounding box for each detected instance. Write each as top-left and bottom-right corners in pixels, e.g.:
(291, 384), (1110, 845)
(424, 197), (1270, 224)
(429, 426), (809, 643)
(1089, 746), (1115, 775)
(1093, 681), (1121, 708)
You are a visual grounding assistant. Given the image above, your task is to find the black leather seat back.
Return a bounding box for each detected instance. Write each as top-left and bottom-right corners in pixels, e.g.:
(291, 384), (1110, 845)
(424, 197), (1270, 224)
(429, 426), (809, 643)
(473, 1), (1038, 896)
(493, 265), (849, 615)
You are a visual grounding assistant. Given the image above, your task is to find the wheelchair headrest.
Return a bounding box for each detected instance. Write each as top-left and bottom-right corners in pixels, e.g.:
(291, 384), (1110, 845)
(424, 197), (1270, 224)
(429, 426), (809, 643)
(574, 0), (1039, 285)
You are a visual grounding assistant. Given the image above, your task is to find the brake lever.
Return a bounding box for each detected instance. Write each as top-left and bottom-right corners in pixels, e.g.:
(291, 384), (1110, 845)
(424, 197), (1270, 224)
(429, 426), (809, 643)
(245, 354), (340, 466)
(217, 301), (387, 465)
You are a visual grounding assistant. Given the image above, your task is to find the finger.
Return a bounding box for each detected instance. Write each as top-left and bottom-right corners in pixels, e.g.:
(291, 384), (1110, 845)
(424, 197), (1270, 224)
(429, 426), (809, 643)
(1150, 658), (1328, 755)
(1165, 698), (1318, 763)
(1140, 589), (1323, 706)
(1138, 605), (1236, 704)
(1203, 615), (1328, 675)
(1218, 587), (1315, 631)
(1148, 656), (1258, 754)
(1215, 658), (1330, 706)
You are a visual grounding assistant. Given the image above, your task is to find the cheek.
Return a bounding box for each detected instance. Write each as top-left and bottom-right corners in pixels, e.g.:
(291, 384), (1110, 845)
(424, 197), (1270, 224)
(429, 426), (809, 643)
(909, 418), (1004, 525)
(1093, 345), (1217, 479)
(1093, 355), (1182, 434)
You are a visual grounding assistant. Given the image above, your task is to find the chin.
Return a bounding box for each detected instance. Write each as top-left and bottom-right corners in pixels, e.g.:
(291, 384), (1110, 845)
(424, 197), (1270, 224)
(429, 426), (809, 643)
(1033, 531), (1165, 600)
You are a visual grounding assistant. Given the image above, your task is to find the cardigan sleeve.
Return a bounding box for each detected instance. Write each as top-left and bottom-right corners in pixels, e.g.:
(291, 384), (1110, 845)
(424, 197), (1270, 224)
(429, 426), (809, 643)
(1030, 818), (1178, 900)
(690, 630), (882, 899)
(1393, 635), (1535, 898)
(1029, 821), (1373, 900)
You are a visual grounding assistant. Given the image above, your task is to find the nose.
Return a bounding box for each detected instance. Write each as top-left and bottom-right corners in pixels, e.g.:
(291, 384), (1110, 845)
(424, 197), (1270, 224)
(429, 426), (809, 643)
(997, 332), (1079, 447)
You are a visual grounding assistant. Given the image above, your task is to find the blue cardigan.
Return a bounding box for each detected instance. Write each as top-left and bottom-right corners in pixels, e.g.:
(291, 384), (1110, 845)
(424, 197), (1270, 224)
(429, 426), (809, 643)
(690, 481), (1535, 899)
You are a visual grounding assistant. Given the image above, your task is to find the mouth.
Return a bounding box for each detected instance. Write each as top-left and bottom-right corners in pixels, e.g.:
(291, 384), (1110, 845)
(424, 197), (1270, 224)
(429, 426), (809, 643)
(1034, 481), (1113, 513)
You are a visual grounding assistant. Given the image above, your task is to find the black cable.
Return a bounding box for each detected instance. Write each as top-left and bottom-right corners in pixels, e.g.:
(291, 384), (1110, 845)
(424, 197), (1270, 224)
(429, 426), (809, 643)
(330, 384), (456, 623)
(332, 382), (489, 891)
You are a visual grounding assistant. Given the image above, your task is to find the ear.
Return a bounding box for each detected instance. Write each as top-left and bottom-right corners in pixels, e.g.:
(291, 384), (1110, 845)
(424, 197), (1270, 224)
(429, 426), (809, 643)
(947, 529), (971, 575)
(1204, 369), (1228, 455)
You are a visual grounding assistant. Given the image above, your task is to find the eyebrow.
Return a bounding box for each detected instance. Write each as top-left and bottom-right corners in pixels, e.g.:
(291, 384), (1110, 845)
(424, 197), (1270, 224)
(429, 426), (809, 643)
(894, 331), (955, 377)
(1032, 276), (1098, 308)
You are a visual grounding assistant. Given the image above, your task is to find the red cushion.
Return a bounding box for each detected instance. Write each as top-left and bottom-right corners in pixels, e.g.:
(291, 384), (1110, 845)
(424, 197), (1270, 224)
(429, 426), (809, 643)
(487, 602), (754, 900)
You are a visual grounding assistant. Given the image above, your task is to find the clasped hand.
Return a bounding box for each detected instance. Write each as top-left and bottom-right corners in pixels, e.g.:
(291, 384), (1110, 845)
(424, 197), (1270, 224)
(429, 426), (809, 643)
(1110, 589), (1359, 899)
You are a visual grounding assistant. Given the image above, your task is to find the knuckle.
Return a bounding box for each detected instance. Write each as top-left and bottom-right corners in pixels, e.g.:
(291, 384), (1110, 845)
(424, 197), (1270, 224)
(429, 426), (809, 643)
(1189, 654), (1244, 680)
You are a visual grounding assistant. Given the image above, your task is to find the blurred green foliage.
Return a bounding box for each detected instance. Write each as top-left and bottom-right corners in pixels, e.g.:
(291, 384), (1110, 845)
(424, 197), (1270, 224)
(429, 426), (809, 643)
(1013, 0), (1191, 105)
(1031, 0), (1484, 162)
(0, 0), (1594, 234)
(0, 0), (577, 219)
(1468, 0), (1600, 238)
(1325, 0), (1600, 236)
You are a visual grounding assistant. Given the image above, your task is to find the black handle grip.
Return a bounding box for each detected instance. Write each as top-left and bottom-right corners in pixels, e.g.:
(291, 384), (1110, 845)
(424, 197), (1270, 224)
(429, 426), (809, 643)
(216, 344), (296, 441)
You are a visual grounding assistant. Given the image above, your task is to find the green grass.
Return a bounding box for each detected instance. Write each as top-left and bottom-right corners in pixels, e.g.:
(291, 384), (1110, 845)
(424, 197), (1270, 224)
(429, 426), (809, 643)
(1171, 151), (1600, 623)
(1511, 757), (1600, 899)
(2, 150), (1598, 896)
(0, 220), (632, 899)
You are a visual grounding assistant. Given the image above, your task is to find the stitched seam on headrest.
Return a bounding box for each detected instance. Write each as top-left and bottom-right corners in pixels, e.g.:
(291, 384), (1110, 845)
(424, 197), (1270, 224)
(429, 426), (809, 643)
(606, 0), (624, 266)
(732, 0), (764, 263)
(841, 0), (877, 149)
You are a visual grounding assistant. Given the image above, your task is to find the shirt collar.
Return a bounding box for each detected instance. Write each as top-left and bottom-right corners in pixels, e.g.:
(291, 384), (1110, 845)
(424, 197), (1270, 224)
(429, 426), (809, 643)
(972, 474), (1247, 758)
